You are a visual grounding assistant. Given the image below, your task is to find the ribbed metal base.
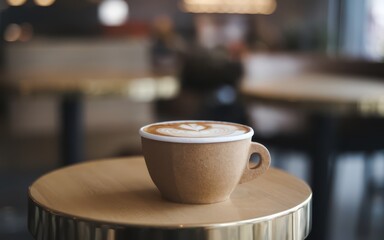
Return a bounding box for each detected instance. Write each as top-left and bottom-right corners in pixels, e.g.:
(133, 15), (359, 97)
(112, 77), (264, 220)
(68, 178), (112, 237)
(28, 196), (311, 240)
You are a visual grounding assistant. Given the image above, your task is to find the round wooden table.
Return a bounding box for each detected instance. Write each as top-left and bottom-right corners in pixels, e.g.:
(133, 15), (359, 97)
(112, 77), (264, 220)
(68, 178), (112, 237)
(28, 156), (312, 240)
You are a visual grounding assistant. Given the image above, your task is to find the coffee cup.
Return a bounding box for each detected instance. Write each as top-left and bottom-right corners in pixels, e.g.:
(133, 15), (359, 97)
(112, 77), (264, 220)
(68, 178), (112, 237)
(140, 120), (271, 204)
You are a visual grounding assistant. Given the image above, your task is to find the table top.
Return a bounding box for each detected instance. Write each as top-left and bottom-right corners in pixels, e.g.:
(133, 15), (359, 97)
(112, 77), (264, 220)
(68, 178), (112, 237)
(28, 156), (312, 240)
(1, 73), (178, 101)
(241, 73), (384, 116)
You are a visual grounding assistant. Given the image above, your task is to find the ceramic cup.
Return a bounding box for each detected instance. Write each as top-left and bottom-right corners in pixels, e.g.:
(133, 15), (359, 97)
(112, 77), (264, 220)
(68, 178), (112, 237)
(140, 120), (271, 204)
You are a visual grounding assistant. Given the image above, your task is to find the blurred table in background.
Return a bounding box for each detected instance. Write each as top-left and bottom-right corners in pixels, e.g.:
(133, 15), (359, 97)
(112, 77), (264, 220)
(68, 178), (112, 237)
(28, 156), (312, 240)
(1, 73), (178, 165)
(242, 73), (384, 115)
(241, 72), (384, 240)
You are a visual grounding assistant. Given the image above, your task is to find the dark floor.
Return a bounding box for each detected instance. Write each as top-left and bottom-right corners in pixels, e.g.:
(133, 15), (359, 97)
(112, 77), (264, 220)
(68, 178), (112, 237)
(276, 151), (384, 240)
(0, 170), (45, 240)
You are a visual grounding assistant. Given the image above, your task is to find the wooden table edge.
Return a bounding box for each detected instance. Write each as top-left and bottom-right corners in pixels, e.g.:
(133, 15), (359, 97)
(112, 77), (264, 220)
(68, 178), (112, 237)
(28, 157), (312, 239)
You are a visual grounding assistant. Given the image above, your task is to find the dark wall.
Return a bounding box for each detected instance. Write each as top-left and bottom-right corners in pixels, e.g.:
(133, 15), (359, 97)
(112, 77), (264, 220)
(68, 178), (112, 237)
(0, 0), (195, 37)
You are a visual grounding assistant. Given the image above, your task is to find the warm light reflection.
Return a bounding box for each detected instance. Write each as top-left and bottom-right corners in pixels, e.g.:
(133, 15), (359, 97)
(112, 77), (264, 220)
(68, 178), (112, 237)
(126, 76), (179, 101)
(7, 0), (27, 6)
(98, 0), (129, 26)
(127, 78), (156, 102)
(181, 0), (276, 14)
(80, 76), (178, 101)
(361, 97), (384, 116)
(4, 23), (34, 42)
(34, 0), (56, 7)
(4, 24), (22, 42)
(156, 76), (180, 99)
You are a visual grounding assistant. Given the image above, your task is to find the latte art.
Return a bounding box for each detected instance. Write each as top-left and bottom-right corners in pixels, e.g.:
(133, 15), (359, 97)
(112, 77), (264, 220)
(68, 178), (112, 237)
(144, 122), (249, 138)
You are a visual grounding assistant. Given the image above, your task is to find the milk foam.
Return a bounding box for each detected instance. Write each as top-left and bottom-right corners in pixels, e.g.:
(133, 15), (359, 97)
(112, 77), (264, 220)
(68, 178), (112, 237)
(155, 123), (247, 138)
(140, 121), (253, 143)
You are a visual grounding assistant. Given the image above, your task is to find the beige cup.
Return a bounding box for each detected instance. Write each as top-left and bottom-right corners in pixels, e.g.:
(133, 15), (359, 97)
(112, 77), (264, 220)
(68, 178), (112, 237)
(140, 121), (271, 204)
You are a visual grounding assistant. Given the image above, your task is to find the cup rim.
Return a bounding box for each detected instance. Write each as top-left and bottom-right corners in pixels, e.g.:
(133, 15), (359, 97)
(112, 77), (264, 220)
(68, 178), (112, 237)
(139, 120), (254, 143)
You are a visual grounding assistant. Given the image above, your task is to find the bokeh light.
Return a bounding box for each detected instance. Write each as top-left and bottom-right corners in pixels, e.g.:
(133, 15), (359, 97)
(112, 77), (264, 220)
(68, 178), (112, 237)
(4, 24), (22, 42)
(98, 0), (129, 26)
(181, 0), (277, 15)
(4, 23), (34, 42)
(7, 0), (27, 7)
(34, 0), (56, 7)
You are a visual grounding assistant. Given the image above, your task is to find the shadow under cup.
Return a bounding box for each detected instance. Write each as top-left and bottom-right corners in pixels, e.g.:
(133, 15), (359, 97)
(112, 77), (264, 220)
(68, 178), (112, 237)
(140, 121), (271, 204)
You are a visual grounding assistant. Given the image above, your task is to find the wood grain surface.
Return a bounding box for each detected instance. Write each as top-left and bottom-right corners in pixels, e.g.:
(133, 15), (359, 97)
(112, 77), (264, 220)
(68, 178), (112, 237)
(29, 156), (312, 227)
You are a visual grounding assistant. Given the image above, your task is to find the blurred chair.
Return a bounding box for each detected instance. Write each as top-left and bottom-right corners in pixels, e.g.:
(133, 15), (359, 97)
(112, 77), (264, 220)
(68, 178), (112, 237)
(335, 115), (384, 236)
(320, 59), (384, 237)
(155, 46), (249, 125)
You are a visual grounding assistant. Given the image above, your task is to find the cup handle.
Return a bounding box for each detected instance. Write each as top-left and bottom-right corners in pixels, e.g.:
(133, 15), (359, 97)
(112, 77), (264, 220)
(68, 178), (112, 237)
(239, 142), (271, 184)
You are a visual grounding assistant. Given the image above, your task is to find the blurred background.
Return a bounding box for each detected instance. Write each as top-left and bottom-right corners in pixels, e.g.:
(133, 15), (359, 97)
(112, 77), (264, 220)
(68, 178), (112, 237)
(0, 0), (383, 239)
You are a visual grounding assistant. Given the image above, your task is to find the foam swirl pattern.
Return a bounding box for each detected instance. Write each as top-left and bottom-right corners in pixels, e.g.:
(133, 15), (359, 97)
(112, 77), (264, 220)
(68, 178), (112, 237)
(140, 121), (254, 143)
(156, 123), (246, 138)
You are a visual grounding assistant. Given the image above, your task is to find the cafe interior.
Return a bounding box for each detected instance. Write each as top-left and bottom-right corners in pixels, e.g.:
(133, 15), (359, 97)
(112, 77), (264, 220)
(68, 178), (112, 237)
(0, 0), (384, 239)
